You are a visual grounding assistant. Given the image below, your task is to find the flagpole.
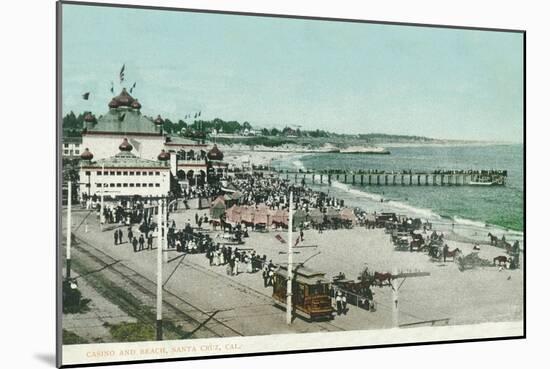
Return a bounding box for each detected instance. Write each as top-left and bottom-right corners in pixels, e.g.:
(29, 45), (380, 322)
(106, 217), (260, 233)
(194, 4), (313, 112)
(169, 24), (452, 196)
(66, 180), (72, 280)
(286, 191), (293, 325)
(156, 199), (163, 340)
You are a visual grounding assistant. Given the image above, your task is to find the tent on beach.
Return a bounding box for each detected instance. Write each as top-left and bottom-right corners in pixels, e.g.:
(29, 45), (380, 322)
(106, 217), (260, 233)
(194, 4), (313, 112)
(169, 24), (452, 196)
(293, 209), (307, 228)
(340, 208), (356, 224)
(271, 209), (288, 226)
(308, 208), (324, 224)
(225, 205), (242, 224)
(210, 196), (226, 220)
(254, 205), (270, 225)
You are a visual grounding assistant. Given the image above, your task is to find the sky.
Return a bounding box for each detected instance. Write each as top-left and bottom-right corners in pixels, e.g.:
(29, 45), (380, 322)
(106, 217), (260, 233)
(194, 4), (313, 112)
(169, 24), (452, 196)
(62, 4), (524, 142)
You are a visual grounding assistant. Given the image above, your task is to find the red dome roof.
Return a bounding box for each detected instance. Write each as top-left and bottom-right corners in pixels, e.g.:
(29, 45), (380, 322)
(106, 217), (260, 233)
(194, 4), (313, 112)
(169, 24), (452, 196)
(207, 144), (224, 161)
(108, 99), (119, 109)
(119, 138), (133, 152)
(109, 88), (136, 109)
(157, 149), (170, 161)
(80, 148), (94, 160)
(154, 115), (164, 125)
(84, 112), (95, 122)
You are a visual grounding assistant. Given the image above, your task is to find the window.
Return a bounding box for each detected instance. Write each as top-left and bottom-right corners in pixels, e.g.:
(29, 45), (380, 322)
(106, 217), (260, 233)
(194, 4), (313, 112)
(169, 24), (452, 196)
(129, 183), (134, 187)
(96, 183), (102, 187)
(136, 172), (141, 176)
(155, 171), (160, 176)
(116, 183), (121, 187)
(85, 184), (90, 188)
(142, 171), (147, 176)
(155, 183), (160, 187)
(109, 183), (115, 187)
(123, 183), (128, 187)
(64, 150), (69, 155)
(97, 171), (102, 175)
(85, 171), (90, 176)
(69, 150), (73, 155)
(75, 150), (79, 155)
(116, 171), (121, 175)
(103, 171), (108, 176)
(136, 183), (141, 187)
(129, 172), (134, 176)
(148, 171), (154, 176)
(148, 183), (154, 187)
(63, 144), (69, 148)
(123, 171), (128, 175)
(110, 171), (115, 175)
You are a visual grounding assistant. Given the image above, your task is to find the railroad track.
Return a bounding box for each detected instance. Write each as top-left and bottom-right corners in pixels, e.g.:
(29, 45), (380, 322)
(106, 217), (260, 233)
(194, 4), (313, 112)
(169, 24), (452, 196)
(176, 258), (346, 333)
(71, 236), (244, 339)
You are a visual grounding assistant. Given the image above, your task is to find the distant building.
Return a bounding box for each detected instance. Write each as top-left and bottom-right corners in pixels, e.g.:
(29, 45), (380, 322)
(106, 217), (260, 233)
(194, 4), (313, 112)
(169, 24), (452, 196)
(62, 137), (82, 157)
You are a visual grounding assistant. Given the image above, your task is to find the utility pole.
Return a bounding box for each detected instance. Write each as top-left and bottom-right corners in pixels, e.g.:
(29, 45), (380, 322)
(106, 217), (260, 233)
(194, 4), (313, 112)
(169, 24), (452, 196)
(163, 199), (168, 263)
(392, 267), (398, 328)
(100, 164), (105, 230)
(156, 199), (163, 340)
(66, 180), (72, 279)
(286, 191), (293, 325)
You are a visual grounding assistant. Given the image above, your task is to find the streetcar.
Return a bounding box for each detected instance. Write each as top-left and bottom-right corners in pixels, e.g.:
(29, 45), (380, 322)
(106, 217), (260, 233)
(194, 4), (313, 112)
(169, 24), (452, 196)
(272, 265), (333, 321)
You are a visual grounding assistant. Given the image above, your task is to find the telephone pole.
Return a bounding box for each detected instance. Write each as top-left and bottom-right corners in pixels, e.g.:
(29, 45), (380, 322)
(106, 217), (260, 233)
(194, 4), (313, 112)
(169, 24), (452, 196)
(66, 180), (72, 279)
(286, 191), (293, 325)
(156, 200), (163, 340)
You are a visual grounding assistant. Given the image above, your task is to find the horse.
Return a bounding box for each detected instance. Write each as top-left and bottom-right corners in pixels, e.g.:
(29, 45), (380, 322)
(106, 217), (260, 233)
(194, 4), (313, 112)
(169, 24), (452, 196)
(372, 272), (393, 287)
(487, 232), (499, 246)
(493, 255), (510, 266)
(445, 248), (462, 261)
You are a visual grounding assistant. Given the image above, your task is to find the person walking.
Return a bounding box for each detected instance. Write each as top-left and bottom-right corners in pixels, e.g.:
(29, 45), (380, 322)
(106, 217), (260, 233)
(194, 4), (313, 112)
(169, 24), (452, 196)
(127, 227), (133, 244)
(443, 244), (449, 263)
(117, 229), (123, 244)
(336, 291), (343, 316)
(114, 230), (119, 245)
(147, 234), (153, 250)
(132, 237), (138, 253)
(342, 294), (348, 315)
(138, 234), (145, 251)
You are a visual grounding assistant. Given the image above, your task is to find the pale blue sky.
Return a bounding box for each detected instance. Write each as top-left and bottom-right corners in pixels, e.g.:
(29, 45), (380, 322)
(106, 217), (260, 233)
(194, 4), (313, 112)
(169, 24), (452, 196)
(62, 4), (524, 142)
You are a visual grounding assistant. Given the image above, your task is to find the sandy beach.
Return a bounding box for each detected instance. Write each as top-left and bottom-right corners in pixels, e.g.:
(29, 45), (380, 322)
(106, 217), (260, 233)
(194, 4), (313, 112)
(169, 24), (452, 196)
(170, 206), (523, 327)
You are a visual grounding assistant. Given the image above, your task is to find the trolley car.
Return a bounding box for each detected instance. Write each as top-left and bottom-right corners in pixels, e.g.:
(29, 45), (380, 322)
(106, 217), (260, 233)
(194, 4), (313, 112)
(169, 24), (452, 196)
(272, 265), (333, 321)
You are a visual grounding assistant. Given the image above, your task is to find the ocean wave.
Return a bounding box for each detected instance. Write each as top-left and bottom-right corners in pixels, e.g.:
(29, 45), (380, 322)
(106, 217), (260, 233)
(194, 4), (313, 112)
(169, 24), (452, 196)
(331, 181), (439, 219)
(291, 158), (306, 172)
(451, 216), (488, 229)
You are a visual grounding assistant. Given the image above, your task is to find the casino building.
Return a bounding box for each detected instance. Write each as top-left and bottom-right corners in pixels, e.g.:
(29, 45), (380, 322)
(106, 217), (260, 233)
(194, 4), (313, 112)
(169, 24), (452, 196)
(77, 88), (229, 199)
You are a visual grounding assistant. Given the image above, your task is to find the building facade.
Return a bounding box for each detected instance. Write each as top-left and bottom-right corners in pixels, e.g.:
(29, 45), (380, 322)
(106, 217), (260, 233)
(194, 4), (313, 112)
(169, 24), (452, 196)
(79, 138), (171, 200)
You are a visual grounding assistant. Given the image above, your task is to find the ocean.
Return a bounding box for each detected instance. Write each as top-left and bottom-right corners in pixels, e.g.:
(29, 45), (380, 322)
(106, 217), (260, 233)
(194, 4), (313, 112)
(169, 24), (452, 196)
(273, 144), (524, 242)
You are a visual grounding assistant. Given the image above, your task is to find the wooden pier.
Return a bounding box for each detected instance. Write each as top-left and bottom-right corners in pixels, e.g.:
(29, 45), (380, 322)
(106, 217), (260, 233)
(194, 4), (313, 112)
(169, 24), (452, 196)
(267, 169), (507, 187)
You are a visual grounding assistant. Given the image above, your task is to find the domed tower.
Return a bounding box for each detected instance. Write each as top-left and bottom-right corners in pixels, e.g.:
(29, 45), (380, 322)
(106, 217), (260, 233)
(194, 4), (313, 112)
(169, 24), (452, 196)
(119, 137), (133, 152)
(207, 144), (224, 161)
(153, 115), (164, 134)
(80, 148), (94, 162)
(108, 88), (136, 110)
(83, 112), (95, 130)
(157, 149), (170, 162)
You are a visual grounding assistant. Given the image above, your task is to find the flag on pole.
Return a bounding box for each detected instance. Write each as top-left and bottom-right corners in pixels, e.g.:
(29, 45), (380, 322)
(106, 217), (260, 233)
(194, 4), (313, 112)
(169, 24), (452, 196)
(119, 64), (125, 83)
(82, 92), (90, 100)
(110, 81), (114, 94)
(130, 82), (136, 93)
(194, 113), (197, 119)
(198, 111), (201, 117)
